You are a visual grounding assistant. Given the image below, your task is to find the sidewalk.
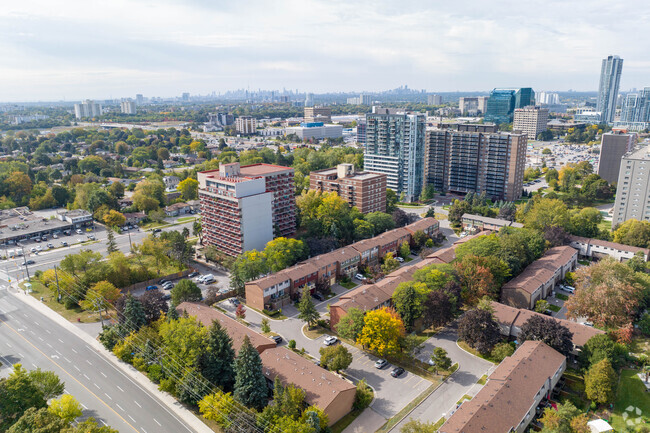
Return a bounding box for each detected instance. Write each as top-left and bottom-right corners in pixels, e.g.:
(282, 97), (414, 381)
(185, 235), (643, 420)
(8, 286), (213, 433)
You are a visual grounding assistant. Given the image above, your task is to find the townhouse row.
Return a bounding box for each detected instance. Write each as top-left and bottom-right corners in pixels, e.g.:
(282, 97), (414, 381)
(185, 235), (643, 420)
(245, 218), (440, 312)
(177, 302), (356, 425)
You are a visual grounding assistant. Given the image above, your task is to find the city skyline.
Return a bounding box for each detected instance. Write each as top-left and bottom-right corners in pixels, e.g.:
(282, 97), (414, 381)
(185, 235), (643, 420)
(2, 0), (650, 101)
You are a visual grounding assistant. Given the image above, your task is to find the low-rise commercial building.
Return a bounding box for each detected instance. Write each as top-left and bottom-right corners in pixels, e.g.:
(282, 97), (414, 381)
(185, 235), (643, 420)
(501, 246), (578, 309)
(440, 341), (566, 433)
(309, 164), (387, 214)
(491, 302), (605, 357)
(0, 208), (92, 245)
(284, 123), (343, 140)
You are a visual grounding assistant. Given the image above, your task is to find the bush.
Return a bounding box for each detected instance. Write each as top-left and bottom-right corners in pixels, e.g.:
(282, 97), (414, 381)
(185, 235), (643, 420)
(98, 326), (121, 350)
(132, 357), (147, 372)
(638, 313), (650, 336)
(263, 309), (280, 318)
(64, 296), (78, 310)
(353, 379), (373, 410)
(425, 239), (434, 248)
(159, 377), (177, 395)
(34, 270), (43, 279)
(148, 364), (163, 383)
(317, 319), (330, 330)
(491, 342), (515, 362)
(288, 340), (296, 349)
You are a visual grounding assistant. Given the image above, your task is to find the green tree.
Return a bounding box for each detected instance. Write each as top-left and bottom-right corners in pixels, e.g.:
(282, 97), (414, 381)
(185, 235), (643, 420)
(48, 394), (83, 423)
(386, 189), (398, 213)
(106, 228), (118, 254)
(234, 336), (268, 410)
(171, 279), (202, 305)
(198, 392), (238, 431)
(297, 289), (319, 328)
(523, 198), (570, 233)
(579, 334), (628, 371)
(400, 418), (439, 433)
(335, 307), (366, 341)
(178, 178), (199, 200)
(80, 281), (121, 313)
(261, 318), (271, 333)
(458, 309), (501, 354)
(0, 364), (46, 431)
(535, 299), (550, 313)
(230, 250), (268, 296)
(490, 342), (515, 362)
(392, 281), (427, 330)
(159, 315), (208, 368)
(613, 219), (650, 248)
(66, 417), (119, 433)
(263, 237), (308, 272)
(103, 210), (126, 228)
(366, 211), (396, 235)
(197, 321), (237, 392)
(381, 252), (400, 274)
(353, 379), (373, 410)
(122, 294), (147, 331)
(109, 181), (125, 199)
(319, 345), (353, 372)
(431, 347), (452, 373)
(399, 241), (410, 258)
(6, 407), (67, 433)
(585, 358), (617, 404)
(28, 368), (65, 400)
(353, 218), (375, 240)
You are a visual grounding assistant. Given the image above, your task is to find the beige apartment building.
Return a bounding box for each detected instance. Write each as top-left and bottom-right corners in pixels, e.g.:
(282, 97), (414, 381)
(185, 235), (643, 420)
(309, 163), (387, 213)
(513, 106), (549, 139)
(612, 145), (650, 227)
(304, 106), (332, 123)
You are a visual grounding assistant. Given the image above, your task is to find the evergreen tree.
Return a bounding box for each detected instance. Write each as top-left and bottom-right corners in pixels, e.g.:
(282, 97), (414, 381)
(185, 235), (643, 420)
(297, 289), (319, 328)
(106, 228), (118, 254)
(234, 336), (268, 410)
(122, 294), (146, 331)
(167, 303), (179, 321)
(197, 321), (236, 392)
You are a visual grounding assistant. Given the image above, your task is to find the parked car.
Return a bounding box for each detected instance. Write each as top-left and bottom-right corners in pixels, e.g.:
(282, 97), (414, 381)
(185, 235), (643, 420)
(159, 279), (170, 285)
(396, 257), (405, 263)
(145, 285), (158, 291)
(323, 336), (338, 346)
(188, 271), (199, 278)
(193, 274), (203, 283)
(30, 247), (37, 253)
(87, 234), (95, 240)
(77, 238), (83, 243)
(162, 294), (171, 301)
(564, 286), (575, 294)
(202, 274), (215, 284)
(23, 259), (35, 265)
(230, 298), (240, 306)
(76, 229), (83, 235)
(271, 335), (283, 344)
(153, 228), (162, 233)
(162, 282), (174, 290)
(61, 241), (68, 247)
(374, 359), (388, 369)
(391, 367), (405, 378)
(52, 234), (58, 239)
(47, 243), (54, 249)
(355, 274), (366, 281)
(312, 292), (324, 302)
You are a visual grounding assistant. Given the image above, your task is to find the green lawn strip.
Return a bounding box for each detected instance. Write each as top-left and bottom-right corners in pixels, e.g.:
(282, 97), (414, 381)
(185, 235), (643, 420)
(456, 394), (472, 405)
(176, 216), (197, 223)
(339, 280), (357, 290)
(404, 257), (414, 262)
(611, 369), (650, 430)
(19, 280), (103, 323)
(246, 305), (288, 321)
(331, 408), (363, 433)
(556, 293), (569, 301)
(477, 374), (487, 385)
(457, 341), (500, 364)
(375, 383), (438, 433)
(548, 304), (561, 312)
(302, 324), (330, 340)
(431, 417), (445, 431)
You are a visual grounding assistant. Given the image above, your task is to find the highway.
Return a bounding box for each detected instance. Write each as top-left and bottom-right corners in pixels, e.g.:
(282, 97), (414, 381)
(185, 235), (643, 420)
(0, 286), (198, 433)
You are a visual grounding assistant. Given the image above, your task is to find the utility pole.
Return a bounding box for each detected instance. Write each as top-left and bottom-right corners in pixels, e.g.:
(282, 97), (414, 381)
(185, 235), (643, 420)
(54, 265), (61, 302)
(21, 246), (30, 282)
(127, 230), (133, 252)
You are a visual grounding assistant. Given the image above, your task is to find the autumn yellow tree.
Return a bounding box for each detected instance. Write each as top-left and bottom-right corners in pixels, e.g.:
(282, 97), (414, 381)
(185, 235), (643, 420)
(103, 209), (126, 228)
(357, 307), (405, 357)
(178, 178), (199, 201)
(80, 281), (121, 312)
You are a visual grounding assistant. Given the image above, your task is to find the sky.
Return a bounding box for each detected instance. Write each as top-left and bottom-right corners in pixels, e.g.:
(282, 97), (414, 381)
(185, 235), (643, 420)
(1, 0), (650, 102)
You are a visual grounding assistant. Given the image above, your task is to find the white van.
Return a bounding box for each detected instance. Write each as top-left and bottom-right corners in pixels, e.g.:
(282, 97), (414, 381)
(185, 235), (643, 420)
(201, 274), (215, 284)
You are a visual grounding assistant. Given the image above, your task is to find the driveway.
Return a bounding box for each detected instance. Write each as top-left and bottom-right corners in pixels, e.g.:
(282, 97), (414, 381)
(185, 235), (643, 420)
(390, 325), (493, 431)
(217, 300), (432, 419)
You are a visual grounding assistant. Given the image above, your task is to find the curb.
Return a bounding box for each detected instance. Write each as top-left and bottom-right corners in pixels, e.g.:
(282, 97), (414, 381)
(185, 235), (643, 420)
(8, 288), (213, 433)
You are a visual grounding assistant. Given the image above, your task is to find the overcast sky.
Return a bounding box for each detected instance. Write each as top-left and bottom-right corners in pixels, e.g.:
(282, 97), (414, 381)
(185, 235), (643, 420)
(2, 0), (650, 102)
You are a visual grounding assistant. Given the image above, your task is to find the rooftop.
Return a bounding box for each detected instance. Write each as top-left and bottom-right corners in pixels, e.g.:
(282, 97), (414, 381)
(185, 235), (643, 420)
(462, 213), (523, 228)
(623, 144), (650, 161)
(239, 163), (294, 176)
(440, 341), (565, 433)
(501, 246), (577, 295)
(568, 235), (650, 256)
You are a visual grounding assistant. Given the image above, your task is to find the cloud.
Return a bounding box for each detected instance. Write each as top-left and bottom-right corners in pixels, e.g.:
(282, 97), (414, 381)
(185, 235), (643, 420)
(0, 0), (649, 100)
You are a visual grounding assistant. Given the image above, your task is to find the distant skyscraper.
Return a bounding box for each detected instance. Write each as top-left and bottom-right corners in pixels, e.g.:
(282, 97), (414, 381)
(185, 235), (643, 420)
(513, 106), (549, 139)
(596, 55), (623, 124)
(515, 88), (534, 109)
(304, 93), (314, 107)
(538, 92), (560, 105)
(427, 94), (442, 105)
(459, 97), (488, 115)
(135, 94), (144, 105)
(73, 100), (102, 119)
(485, 89), (516, 124)
(120, 100), (136, 114)
(597, 131), (637, 184)
(364, 107), (426, 202)
(182, 92), (190, 101)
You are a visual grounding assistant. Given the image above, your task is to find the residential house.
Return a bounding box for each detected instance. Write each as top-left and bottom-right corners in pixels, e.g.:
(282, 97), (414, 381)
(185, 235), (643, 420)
(164, 202), (192, 217)
(568, 235), (649, 262)
(440, 341), (566, 433)
(123, 211), (146, 226)
(501, 246), (578, 309)
(245, 273), (292, 311)
(461, 213), (524, 231)
(490, 302), (604, 358)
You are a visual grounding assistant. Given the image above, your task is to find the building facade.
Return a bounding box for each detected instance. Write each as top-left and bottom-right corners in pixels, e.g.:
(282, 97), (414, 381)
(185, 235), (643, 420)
(239, 163), (296, 237)
(120, 100), (136, 114)
(485, 88), (533, 124)
(458, 96), (488, 115)
(513, 106), (549, 139)
(304, 106), (332, 123)
(612, 145), (650, 227)
(198, 163), (274, 256)
(597, 55), (624, 124)
(347, 94), (372, 105)
(427, 94), (442, 105)
(616, 87), (650, 130)
(309, 164), (387, 213)
(597, 131), (637, 183)
(364, 107), (426, 202)
(74, 100), (102, 119)
(284, 122), (342, 140)
(425, 124), (527, 201)
(235, 116), (257, 134)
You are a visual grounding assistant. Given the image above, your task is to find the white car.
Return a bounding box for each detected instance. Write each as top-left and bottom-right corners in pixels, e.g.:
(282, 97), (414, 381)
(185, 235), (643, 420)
(355, 274), (366, 281)
(323, 336), (338, 346)
(564, 286), (575, 294)
(396, 257), (405, 263)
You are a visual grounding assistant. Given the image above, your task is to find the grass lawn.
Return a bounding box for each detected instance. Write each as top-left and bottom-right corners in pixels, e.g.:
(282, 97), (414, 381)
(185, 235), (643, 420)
(19, 280), (103, 323)
(556, 293), (569, 301)
(404, 257), (414, 263)
(376, 384), (438, 433)
(578, 260), (591, 266)
(339, 280), (357, 290)
(477, 374), (487, 385)
(611, 369), (650, 430)
(302, 324), (330, 340)
(247, 305), (288, 320)
(457, 341), (500, 364)
(434, 212), (448, 220)
(176, 216), (197, 223)
(140, 221), (169, 230)
(630, 335), (650, 357)
(548, 304), (561, 312)
(456, 394), (472, 405)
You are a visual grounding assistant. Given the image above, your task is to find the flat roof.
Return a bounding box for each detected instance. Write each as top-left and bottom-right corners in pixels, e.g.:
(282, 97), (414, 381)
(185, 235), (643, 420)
(239, 163), (294, 176)
(0, 217), (71, 242)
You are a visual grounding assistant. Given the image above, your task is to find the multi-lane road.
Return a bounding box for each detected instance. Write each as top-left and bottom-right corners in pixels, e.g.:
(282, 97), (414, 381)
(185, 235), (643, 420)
(0, 286), (202, 433)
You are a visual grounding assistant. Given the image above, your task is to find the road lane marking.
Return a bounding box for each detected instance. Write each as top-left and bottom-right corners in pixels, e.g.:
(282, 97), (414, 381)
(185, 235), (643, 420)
(134, 400), (142, 408)
(83, 374), (90, 380)
(81, 403), (88, 409)
(34, 321), (39, 326)
(46, 343), (52, 348)
(117, 385), (124, 392)
(116, 403), (124, 411)
(104, 393), (112, 400)
(71, 348), (77, 353)
(86, 359), (92, 365)
(5, 343), (10, 348)
(153, 418), (161, 426)
(100, 372), (107, 378)
(58, 339), (64, 343)
(45, 329), (51, 334)
(74, 365), (81, 372)
(141, 428), (147, 433)
(128, 415), (136, 423)
(55, 350), (61, 356)
(64, 357), (71, 363)
(32, 362), (37, 368)
(94, 383), (100, 389)
(18, 352), (24, 358)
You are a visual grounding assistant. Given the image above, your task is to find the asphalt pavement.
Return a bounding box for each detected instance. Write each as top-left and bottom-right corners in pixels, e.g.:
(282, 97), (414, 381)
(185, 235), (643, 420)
(0, 285), (205, 433)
